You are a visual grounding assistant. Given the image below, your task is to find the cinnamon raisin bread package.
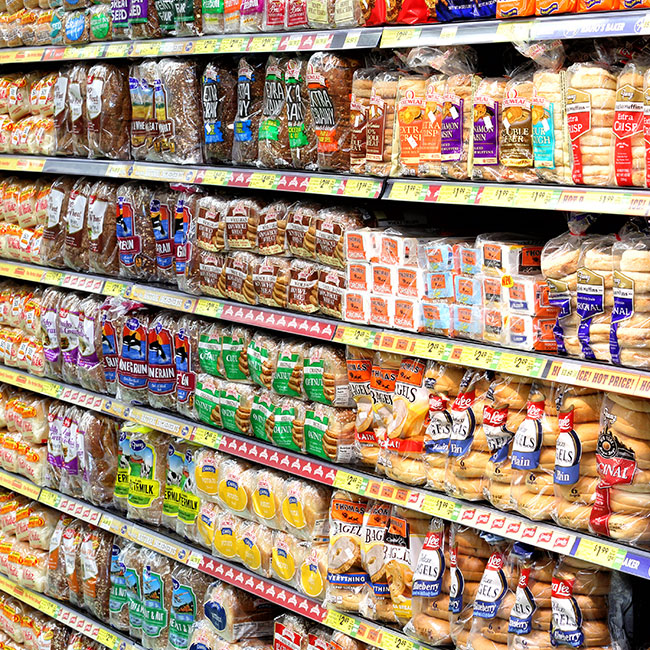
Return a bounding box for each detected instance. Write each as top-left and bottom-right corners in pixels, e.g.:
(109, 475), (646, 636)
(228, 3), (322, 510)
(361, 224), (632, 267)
(566, 62), (617, 186)
(366, 71), (398, 177)
(307, 52), (361, 172)
(472, 77), (507, 182)
(232, 56), (265, 167)
(258, 55), (291, 169)
(202, 61), (237, 165)
(419, 74), (446, 178)
(441, 72), (477, 180)
(86, 63), (131, 160)
(285, 57), (317, 170)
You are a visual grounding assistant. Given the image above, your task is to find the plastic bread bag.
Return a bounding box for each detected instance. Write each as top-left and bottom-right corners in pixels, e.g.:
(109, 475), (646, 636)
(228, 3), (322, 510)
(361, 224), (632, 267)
(216, 457), (254, 520)
(142, 550), (172, 650)
(250, 389), (276, 441)
(257, 56), (290, 168)
(313, 206), (370, 270)
(113, 423), (133, 512)
(116, 182), (157, 281)
(167, 563), (211, 650)
(201, 61), (237, 165)
(222, 383), (257, 436)
(345, 346), (375, 468)
(576, 235), (616, 362)
(196, 500), (220, 550)
(198, 320), (225, 379)
(196, 193), (229, 254)
(533, 67), (569, 184)
(128, 61), (157, 162)
(390, 75), (426, 177)
(44, 401), (64, 490)
(324, 490), (368, 614)
(102, 297), (137, 397)
(146, 187), (176, 284)
(128, 0), (161, 39)
(358, 501), (394, 623)
(80, 526), (112, 620)
(176, 444), (201, 541)
(59, 405), (85, 498)
(269, 396), (307, 453)
(118, 541), (146, 640)
(285, 58), (317, 170)
(212, 509), (243, 560)
(270, 529), (315, 585)
(62, 176), (92, 272)
(403, 517), (450, 644)
(67, 63), (89, 158)
(304, 404), (356, 463)
(58, 292), (82, 386)
(109, 538), (130, 632)
(224, 196), (266, 252)
(77, 295), (107, 393)
(81, 412), (118, 508)
(223, 252), (257, 304)
(471, 77), (507, 181)
(285, 201), (319, 259)
(273, 615), (309, 650)
(163, 440), (185, 530)
(251, 256), (290, 310)
(28, 504), (59, 550)
(39, 288), (64, 378)
(236, 519), (272, 577)
(194, 374), (224, 428)
(232, 57), (265, 167)
(193, 250), (227, 298)
(127, 427), (168, 527)
(220, 325), (251, 383)
(116, 307), (151, 405)
(243, 467), (283, 529)
(61, 518), (85, 607)
(88, 180), (119, 275)
(41, 175), (72, 268)
(305, 0), (333, 28)
(175, 315), (200, 420)
(366, 71), (398, 177)
(510, 381), (558, 522)
(146, 311), (178, 411)
(377, 357), (431, 486)
(307, 53), (361, 172)
(297, 540), (327, 600)
(566, 63), (617, 186)
(483, 374), (532, 512)
(418, 74), (446, 177)
(441, 73), (477, 180)
(271, 339), (307, 399)
(303, 344), (349, 406)
(256, 200), (290, 256)
(86, 63), (131, 160)
(445, 369), (494, 501)
(174, 0), (201, 35)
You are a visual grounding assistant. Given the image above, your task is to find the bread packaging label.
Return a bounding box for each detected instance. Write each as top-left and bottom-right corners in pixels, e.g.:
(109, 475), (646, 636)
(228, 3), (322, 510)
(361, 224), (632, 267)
(175, 327), (196, 408)
(554, 406), (580, 485)
(258, 64), (284, 144)
(613, 84), (643, 186)
(195, 455), (219, 497)
(235, 60), (258, 145)
(109, 544), (127, 617)
(420, 82), (443, 171)
(412, 526), (445, 598)
(511, 399), (544, 470)
(271, 535), (296, 581)
(147, 321), (175, 397)
(128, 437), (160, 509)
(507, 567), (535, 634)
(566, 87), (591, 185)
(173, 200), (192, 279)
(118, 317), (148, 391)
(273, 351), (302, 398)
(396, 84), (425, 173)
(222, 334), (248, 381)
(441, 94), (463, 162)
(285, 60), (311, 158)
(164, 443), (184, 522)
(473, 552), (507, 618)
(274, 621), (305, 650)
(546, 278), (571, 355)
(150, 196), (173, 271)
(366, 89), (387, 163)
(307, 67), (336, 153)
(610, 271), (634, 365)
(214, 513), (239, 558)
(169, 578), (197, 649)
(178, 451), (199, 528)
(576, 267), (604, 360)
(114, 429), (131, 503)
(533, 91), (556, 168)
(199, 330), (224, 378)
(143, 567), (168, 638)
(116, 197), (144, 269)
(550, 578), (583, 647)
(473, 94), (498, 166)
(449, 386), (479, 458)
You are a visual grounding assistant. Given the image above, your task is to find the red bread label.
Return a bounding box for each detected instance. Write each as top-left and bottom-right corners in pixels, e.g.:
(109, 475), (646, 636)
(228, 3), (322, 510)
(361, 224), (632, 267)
(644, 87), (650, 187)
(613, 84), (643, 187)
(566, 87), (591, 185)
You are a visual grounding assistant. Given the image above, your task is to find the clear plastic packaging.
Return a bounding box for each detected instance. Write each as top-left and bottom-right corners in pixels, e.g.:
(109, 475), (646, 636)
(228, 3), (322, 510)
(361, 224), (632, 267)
(147, 311), (178, 411)
(441, 73), (476, 180)
(391, 75), (426, 177)
(77, 294), (108, 393)
(121, 541), (147, 640)
(366, 71), (398, 177)
(285, 58), (317, 170)
(58, 291), (82, 386)
(88, 179), (119, 275)
(116, 307), (150, 404)
(142, 550), (172, 650)
(258, 56), (291, 169)
(62, 177), (91, 272)
(80, 526), (112, 620)
(233, 57), (265, 167)
(471, 77), (507, 181)
(80, 411), (118, 507)
(68, 63), (89, 157)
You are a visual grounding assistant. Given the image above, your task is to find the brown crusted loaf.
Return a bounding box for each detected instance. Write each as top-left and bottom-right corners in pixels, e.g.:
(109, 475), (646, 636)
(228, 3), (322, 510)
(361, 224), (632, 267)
(42, 175), (73, 268)
(202, 61), (237, 165)
(80, 412), (118, 506)
(307, 52), (361, 172)
(258, 55), (291, 169)
(86, 63), (131, 160)
(233, 56), (266, 166)
(88, 179), (119, 275)
(77, 296), (108, 394)
(285, 57), (317, 170)
(63, 176), (92, 271)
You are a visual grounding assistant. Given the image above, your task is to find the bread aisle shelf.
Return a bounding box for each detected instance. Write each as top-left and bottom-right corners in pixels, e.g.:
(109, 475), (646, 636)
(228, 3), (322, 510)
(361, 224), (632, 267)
(2, 258), (650, 398)
(0, 571), (140, 650)
(2, 368), (650, 582)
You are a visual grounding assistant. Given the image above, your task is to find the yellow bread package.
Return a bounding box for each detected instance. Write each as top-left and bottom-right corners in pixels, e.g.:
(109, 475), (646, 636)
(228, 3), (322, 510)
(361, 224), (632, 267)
(346, 346), (377, 469)
(379, 356), (433, 486)
(390, 75), (426, 177)
(404, 517), (451, 646)
(552, 385), (601, 532)
(510, 381), (558, 521)
(423, 362), (464, 491)
(370, 351), (401, 476)
(445, 369), (494, 501)
(482, 374), (531, 511)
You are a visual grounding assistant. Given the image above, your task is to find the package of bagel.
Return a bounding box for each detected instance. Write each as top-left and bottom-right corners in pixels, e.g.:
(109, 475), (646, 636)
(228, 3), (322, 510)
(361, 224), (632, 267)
(610, 231), (650, 368)
(404, 517), (450, 645)
(441, 73), (477, 180)
(268, 396), (307, 452)
(590, 393), (650, 544)
(280, 477), (330, 541)
(286, 259), (319, 313)
(378, 356), (431, 486)
(346, 347), (376, 469)
(483, 374), (531, 511)
(271, 340), (307, 399)
(225, 197), (266, 252)
(553, 385), (601, 532)
(467, 540), (518, 650)
(565, 63), (617, 186)
(285, 201), (319, 259)
(471, 77), (507, 182)
(549, 557), (613, 649)
(507, 546), (555, 650)
(445, 369), (494, 501)
(304, 404), (356, 462)
(221, 325), (252, 382)
(359, 501), (394, 623)
(324, 490), (368, 614)
(422, 363), (464, 491)
(510, 381), (558, 521)
(224, 251), (257, 305)
(198, 321), (225, 379)
(303, 345), (349, 406)
(246, 332), (279, 390)
(449, 529), (503, 650)
(576, 234), (615, 362)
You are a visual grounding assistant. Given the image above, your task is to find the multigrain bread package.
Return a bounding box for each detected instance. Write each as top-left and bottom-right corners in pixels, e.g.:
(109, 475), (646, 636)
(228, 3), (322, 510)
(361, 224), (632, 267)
(307, 52), (361, 172)
(366, 71), (398, 177)
(128, 61), (157, 161)
(441, 73), (476, 180)
(391, 75), (426, 177)
(565, 63), (617, 186)
(614, 62), (645, 187)
(202, 61), (237, 165)
(285, 57), (317, 170)
(258, 55), (291, 169)
(552, 385), (601, 532)
(472, 77), (507, 182)
(232, 56), (265, 167)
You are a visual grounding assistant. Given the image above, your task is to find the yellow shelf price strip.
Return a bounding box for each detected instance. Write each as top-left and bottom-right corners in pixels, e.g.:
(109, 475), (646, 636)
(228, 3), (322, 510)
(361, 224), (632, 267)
(335, 325), (376, 349)
(498, 352), (542, 377)
(389, 182), (427, 202)
(479, 185), (517, 207)
(380, 26), (421, 47)
(438, 184), (476, 204)
(95, 629), (118, 650)
(422, 494), (461, 521)
(42, 270), (65, 286)
(459, 346), (495, 370)
(194, 427), (222, 449)
(574, 539), (626, 571)
(39, 489), (61, 508)
(514, 187), (560, 210)
(381, 632), (420, 650)
(324, 610), (360, 636)
(343, 178), (381, 198)
(333, 471), (368, 495)
(195, 298), (223, 319)
(249, 173), (278, 190)
(306, 176), (339, 194)
(413, 339), (452, 361)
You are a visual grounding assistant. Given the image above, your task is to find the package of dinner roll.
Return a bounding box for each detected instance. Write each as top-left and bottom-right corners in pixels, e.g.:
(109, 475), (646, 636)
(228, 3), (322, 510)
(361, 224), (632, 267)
(271, 530), (309, 587)
(404, 517), (450, 644)
(445, 368), (494, 501)
(448, 526), (496, 650)
(324, 490), (368, 614)
(553, 385), (601, 532)
(212, 509), (243, 560)
(590, 393), (650, 544)
(378, 356), (431, 486)
(366, 71), (398, 177)
(566, 63), (617, 186)
(390, 75), (426, 177)
(472, 77), (507, 182)
(610, 230), (650, 368)
(483, 374), (531, 511)
(441, 72), (477, 180)
(577, 234), (616, 362)
(280, 477), (330, 541)
(510, 381), (558, 521)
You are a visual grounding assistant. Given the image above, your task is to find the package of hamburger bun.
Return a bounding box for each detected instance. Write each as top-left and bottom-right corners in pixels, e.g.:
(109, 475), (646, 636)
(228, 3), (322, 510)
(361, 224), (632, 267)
(383, 506), (429, 628)
(359, 500), (395, 623)
(370, 350), (401, 476)
(510, 380), (558, 521)
(423, 362), (464, 492)
(590, 393), (650, 545)
(553, 385), (602, 532)
(549, 557), (613, 649)
(610, 230), (650, 368)
(324, 490), (368, 614)
(540, 214), (597, 358)
(576, 234), (616, 362)
(346, 346), (377, 469)
(506, 545), (555, 650)
(445, 368), (495, 501)
(378, 356), (432, 486)
(404, 517), (451, 645)
(482, 374), (531, 511)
